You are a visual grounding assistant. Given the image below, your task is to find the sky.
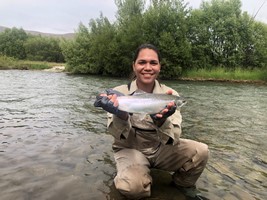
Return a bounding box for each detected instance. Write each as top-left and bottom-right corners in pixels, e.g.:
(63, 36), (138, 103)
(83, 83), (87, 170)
(0, 0), (266, 34)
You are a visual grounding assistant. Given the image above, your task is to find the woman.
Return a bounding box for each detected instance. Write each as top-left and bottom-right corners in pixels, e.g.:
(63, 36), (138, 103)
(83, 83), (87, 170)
(94, 44), (209, 199)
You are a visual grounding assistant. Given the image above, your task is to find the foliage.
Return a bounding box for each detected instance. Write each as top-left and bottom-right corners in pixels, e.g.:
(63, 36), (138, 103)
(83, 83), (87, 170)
(141, 0), (191, 78)
(88, 14), (122, 76)
(188, 0), (267, 71)
(0, 27), (64, 63)
(24, 36), (64, 62)
(0, 55), (17, 69)
(62, 0), (267, 79)
(0, 28), (28, 59)
(2, 0), (266, 80)
(111, 0), (146, 76)
(63, 0), (192, 78)
(61, 23), (92, 73)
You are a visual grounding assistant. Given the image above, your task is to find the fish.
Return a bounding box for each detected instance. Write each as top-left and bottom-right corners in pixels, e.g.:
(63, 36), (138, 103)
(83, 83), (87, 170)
(116, 91), (186, 114)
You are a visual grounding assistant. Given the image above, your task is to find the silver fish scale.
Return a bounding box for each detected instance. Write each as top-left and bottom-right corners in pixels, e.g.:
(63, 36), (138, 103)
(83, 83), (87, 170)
(117, 93), (182, 114)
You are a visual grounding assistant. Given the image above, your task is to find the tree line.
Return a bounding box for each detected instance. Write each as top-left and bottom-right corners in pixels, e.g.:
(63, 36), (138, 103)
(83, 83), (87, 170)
(62, 0), (267, 79)
(1, 0), (266, 79)
(0, 28), (64, 63)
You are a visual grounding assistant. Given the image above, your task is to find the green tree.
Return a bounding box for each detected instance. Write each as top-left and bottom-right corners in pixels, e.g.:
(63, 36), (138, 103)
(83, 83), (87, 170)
(143, 0), (191, 78)
(113, 0), (146, 76)
(190, 0), (243, 68)
(87, 14), (119, 75)
(24, 35), (64, 62)
(61, 23), (92, 73)
(238, 12), (267, 68)
(63, 0), (267, 78)
(0, 28), (28, 59)
(187, 9), (212, 69)
(62, 0), (147, 76)
(252, 22), (267, 69)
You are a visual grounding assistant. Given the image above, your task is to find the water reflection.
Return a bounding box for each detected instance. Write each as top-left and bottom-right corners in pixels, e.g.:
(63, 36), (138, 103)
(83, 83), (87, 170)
(0, 70), (266, 200)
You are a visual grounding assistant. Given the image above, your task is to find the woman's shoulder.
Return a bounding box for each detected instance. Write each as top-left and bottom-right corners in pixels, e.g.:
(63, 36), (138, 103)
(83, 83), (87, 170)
(113, 84), (129, 94)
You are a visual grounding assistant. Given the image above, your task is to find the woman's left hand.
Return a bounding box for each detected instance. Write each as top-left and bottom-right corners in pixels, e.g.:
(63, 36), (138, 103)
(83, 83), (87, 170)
(150, 90), (177, 125)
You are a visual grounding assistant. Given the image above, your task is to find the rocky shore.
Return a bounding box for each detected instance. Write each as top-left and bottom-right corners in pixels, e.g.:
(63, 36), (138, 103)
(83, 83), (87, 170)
(43, 65), (65, 72)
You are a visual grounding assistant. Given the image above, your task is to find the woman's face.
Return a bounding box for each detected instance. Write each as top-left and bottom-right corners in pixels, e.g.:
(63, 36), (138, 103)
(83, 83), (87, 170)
(133, 48), (161, 86)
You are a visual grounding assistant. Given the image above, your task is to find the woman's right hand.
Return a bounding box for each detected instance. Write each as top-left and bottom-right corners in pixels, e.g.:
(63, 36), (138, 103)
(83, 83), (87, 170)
(94, 93), (128, 120)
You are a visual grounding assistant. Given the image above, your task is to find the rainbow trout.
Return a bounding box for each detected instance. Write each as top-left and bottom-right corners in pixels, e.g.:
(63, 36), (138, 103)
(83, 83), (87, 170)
(115, 90), (186, 114)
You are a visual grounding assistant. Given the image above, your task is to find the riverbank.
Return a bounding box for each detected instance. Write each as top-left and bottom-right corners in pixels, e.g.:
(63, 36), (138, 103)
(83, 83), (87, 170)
(181, 67), (267, 84)
(43, 65), (65, 72)
(179, 77), (267, 85)
(0, 55), (65, 71)
(1, 55), (266, 83)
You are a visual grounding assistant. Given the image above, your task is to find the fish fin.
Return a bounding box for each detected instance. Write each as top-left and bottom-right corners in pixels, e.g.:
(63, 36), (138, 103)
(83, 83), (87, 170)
(106, 89), (125, 96)
(131, 89), (147, 96)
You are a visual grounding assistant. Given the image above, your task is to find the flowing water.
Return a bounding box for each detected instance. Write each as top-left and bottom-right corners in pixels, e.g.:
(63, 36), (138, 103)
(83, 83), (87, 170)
(0, 70), (266, 200)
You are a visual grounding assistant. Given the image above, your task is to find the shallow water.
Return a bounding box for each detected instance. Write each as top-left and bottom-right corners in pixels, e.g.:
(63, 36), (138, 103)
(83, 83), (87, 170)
(0, 70), (266, 200)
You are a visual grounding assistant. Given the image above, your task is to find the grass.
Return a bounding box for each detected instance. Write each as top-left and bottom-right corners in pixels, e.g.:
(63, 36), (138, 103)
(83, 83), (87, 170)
(1, 55), (266, 83)
(182, 67), (267, 82)
(0, 55), (64, 70)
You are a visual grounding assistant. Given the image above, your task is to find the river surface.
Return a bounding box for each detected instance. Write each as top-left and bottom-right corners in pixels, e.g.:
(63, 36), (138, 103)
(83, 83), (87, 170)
(0, 70), (266, 200)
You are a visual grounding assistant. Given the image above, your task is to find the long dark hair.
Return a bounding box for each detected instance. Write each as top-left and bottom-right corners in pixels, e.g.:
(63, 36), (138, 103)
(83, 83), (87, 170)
(130, 44), (161, 81)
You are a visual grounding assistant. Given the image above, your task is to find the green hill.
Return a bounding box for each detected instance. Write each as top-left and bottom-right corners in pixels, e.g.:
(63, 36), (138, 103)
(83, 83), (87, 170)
(0, 25), (74, 39)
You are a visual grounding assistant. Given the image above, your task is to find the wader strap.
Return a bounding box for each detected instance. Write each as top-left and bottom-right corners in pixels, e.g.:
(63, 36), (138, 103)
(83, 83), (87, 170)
(127, 82), (131, 91)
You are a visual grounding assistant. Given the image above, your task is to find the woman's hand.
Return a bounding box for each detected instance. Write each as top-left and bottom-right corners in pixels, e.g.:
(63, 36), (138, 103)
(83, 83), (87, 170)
(94, 92), (128, 120)
(150, 90), (177, 126)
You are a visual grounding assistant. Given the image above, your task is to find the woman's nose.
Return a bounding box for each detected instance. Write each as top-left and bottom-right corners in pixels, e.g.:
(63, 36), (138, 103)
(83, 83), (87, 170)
(144, 63), (152, 70)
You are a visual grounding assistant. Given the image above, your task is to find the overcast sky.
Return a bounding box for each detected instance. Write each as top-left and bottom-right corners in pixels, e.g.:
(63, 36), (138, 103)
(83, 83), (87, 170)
(0, 0), (266, 34)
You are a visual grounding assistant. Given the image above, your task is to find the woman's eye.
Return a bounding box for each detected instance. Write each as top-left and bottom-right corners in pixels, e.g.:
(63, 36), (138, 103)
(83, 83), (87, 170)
(138, 61), (147, 65)
(150, 61), (158, 65)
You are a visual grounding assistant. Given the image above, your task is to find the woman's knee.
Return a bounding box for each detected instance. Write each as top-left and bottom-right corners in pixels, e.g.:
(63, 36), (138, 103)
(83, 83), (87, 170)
(197, 142), (209, 163)
(114, 164), (152, 199)
(180, 141), (209, 172)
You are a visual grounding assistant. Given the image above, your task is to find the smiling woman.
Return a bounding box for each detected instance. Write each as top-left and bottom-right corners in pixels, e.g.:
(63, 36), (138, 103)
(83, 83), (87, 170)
(94, 43), (209, 199)
(132, 44), (162, 93)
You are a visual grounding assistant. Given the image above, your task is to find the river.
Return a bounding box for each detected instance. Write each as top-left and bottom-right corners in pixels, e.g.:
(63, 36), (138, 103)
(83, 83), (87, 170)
(0, 70), (266, 200)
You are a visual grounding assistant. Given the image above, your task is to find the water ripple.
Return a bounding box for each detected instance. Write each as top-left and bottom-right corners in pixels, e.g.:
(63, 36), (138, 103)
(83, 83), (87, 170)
(0, 71), (266, 200)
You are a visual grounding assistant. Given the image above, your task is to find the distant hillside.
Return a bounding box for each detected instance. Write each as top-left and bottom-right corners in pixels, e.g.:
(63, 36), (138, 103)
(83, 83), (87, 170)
(0, 26), (6, 32)
(0, 26), (75, 39)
